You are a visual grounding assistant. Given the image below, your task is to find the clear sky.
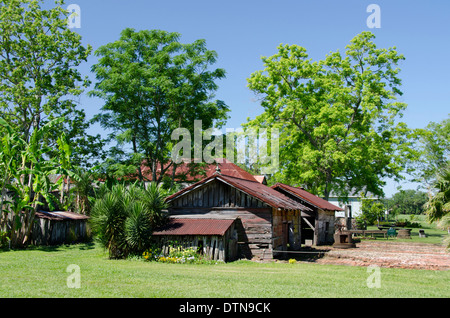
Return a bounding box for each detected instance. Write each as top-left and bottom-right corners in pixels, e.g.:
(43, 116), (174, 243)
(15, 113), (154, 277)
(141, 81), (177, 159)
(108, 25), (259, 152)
(55, 0), (450, 197)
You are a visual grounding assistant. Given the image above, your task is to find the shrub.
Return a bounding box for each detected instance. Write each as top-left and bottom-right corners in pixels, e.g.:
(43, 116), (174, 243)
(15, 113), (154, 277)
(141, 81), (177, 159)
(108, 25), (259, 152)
(90, 182), (168, 259)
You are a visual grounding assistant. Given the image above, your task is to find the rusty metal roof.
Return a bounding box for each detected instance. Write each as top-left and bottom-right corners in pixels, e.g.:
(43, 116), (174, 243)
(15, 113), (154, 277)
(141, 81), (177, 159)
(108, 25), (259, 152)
(218, 175), (311, 211)
(166, 174), (312, 212)
(271, 183), (344, 211)
(140, 158), (260, 183)
(152, 218), (235, 236)
(36, 211), (90, 221)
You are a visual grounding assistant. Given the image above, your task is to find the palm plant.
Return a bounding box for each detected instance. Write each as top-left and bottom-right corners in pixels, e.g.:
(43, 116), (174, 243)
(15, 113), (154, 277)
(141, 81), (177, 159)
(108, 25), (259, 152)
(90, 182), (168, 258)
(425, 163), (450, 222)
(425, 163), (450, 247)
(72, 168), (96, 215)
(90, 184), (129, 258)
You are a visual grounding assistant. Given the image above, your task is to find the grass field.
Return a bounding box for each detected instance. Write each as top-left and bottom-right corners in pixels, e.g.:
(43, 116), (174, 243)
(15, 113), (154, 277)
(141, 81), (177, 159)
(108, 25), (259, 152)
(0, 242), (449, 298)
(368, 214), (449, 244)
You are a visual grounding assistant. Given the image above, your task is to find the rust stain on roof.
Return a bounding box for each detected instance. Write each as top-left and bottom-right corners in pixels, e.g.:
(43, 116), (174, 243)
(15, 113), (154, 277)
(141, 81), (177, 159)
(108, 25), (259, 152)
(217, 175), (311, 211)
(141, 158), (260, 183)
(36, 211), (90, 221)
(165, 174), (312, 212)
(152, 218), (235, 236)
(271, 183), (344, 211)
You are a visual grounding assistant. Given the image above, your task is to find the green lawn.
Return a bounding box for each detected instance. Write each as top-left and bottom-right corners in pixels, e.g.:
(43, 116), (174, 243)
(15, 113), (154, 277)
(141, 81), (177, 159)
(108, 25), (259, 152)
(0, 243), (448, 298)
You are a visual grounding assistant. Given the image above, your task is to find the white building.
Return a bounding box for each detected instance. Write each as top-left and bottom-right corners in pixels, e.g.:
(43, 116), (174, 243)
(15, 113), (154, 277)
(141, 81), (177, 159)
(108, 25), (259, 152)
(326, 191), (379, 219)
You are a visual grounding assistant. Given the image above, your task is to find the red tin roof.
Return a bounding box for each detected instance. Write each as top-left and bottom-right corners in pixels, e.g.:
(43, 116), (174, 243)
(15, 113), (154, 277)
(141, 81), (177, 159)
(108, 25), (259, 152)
(271, 183), (344, 211)
(152, 218), (235, 236)
(140, 158), (263, 183)
(166, 174), (312, 212)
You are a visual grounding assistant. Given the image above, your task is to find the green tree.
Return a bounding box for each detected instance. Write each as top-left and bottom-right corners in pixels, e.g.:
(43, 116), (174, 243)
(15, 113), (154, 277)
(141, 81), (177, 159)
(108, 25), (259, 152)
(245, 31), (413, 200)
(410, 116), (450, 187)
(357, 193), (385, 227)
(385, 189), (428, 215)
(0, 0), (101, 168)
(90, 28), (229, 184)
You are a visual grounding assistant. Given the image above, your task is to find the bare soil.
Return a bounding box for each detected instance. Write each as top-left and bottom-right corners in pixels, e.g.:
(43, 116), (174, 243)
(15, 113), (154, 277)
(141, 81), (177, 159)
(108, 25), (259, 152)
(310, 241), (450, 270)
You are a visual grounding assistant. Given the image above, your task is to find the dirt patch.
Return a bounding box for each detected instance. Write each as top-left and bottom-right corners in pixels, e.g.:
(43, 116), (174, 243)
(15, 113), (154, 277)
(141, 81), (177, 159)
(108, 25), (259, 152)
(306, 241), (450, 270)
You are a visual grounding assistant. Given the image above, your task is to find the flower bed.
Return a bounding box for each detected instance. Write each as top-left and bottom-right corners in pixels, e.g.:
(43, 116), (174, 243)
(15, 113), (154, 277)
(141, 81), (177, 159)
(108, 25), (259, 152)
(142, 244), (224, 264)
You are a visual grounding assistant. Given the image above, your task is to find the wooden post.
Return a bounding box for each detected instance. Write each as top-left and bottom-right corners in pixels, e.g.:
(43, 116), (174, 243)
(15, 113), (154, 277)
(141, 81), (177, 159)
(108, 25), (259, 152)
(314, 212), (319, 246)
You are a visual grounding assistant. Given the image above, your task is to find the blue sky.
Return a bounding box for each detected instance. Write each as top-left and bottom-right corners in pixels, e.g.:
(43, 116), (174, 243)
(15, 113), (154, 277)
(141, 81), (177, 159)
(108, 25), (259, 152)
(58, 0), (449, 197)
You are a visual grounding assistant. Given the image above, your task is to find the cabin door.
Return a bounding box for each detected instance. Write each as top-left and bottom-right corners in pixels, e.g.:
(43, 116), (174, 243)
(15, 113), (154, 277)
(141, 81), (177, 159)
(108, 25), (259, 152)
(282, 221), (294, 250)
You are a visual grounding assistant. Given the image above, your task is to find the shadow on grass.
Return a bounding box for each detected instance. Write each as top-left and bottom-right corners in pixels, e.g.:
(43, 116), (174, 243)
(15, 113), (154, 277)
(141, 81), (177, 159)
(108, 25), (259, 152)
(0, 241), (96, 253)
(276, 246), (332, 262)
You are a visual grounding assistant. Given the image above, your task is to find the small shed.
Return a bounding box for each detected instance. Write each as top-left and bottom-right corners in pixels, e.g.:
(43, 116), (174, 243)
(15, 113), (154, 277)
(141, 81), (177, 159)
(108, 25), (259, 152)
(32, 211), (90, 246)
(271, 183), (344, 245)
(152, 218), (237, 262)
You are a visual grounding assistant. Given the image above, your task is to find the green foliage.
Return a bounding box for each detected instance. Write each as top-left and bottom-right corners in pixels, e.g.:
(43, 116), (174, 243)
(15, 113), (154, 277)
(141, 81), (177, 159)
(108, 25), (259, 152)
(142, 243), (223, 264)
(90, 183), (168, 259)
(357, 193), (385, 226)
(0, 117), (74, 247)
(90, 28), (230, 184)
(245, 31), (413, 199)
(384, 189), (428, 216)
(425, 163), (450, 230)
(0, 0), (99, 164)
(410, 116), (450, 186)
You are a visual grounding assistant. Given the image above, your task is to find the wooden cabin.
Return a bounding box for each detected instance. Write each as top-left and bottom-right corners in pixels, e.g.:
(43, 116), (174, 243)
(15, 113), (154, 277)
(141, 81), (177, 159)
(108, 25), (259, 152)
(163, 171), (312, 261)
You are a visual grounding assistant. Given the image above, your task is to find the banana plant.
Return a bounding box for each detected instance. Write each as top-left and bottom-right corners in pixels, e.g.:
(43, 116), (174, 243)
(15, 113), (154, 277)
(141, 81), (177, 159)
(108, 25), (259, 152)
(0, 117), (74, 247)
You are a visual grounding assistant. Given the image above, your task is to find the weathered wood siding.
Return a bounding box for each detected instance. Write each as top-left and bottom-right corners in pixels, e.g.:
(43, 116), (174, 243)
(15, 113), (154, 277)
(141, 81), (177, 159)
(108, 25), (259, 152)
(152, 222), (237, 262)
(271, 186), (336, 246)
(272, 208), (302, 254)
(170, 179), (267, 209)
(169, 207), (273, 260)
(168, 179), (274, 260)
(32, 218), (90, 246)
(317, 209), (335, 244)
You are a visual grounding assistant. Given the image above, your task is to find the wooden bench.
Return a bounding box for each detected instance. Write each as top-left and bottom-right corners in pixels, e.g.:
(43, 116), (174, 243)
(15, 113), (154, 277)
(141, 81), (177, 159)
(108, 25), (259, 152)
(343, 230), (388, 239)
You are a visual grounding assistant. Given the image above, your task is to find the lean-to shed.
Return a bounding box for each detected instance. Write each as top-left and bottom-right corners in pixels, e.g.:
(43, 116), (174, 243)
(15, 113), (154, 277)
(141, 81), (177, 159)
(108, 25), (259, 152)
(32, 211), (90, 246)
(271, 183), (344, 245)
(152, 218), (237, 262)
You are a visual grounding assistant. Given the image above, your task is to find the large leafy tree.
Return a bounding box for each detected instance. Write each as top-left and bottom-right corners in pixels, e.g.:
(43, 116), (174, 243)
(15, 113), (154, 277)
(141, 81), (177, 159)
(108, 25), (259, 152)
(90, 28), (229, 184)
(0, 0), (101, 168)
(384, 189), (428, 215)
(0, 0), (90, 141)
(246, 32), (413, 200)
(411, 116), (450, 187)
(0, 0), (96, 246)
